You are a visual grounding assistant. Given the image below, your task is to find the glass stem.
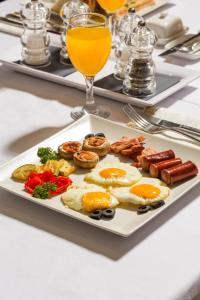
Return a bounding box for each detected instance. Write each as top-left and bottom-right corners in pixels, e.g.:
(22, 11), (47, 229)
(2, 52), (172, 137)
(84, 76), (98, 114)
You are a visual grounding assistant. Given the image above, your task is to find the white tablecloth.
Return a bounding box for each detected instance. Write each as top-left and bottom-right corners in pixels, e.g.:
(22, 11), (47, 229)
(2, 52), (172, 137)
(0, 1), (200, 299)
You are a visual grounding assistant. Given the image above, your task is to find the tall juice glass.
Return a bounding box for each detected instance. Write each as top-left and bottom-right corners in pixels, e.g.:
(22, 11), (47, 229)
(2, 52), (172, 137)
(96, 0), (126, 44)
(97, 0), (126, 12)
(67, 13), (112, 119)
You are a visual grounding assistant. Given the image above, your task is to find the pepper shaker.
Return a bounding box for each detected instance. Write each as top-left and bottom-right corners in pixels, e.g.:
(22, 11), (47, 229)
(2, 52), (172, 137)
(20, 0), (51, 66)
(114, 9), (142, 80)
(123, 21), (157, 96)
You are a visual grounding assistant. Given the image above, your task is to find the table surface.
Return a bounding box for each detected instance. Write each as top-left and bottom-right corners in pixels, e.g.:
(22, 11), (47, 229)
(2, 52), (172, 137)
(0, 1), (200, 300)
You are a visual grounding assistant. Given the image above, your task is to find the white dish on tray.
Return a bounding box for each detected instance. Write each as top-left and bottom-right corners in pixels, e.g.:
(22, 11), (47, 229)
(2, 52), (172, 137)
(1, 49), (200, 108)
(156, 26), (189, 46)
(0, 115), (199, 237)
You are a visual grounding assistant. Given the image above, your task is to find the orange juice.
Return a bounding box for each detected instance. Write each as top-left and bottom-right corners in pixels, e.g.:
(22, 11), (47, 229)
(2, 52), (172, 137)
(97, 0), (126, 12)
(67, 27), (111, 77)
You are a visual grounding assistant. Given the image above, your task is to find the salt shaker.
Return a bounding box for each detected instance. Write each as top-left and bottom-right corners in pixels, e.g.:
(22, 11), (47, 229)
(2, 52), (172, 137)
(114, 9), (142, 80)
(20, 0), (51, 66)
(123, 21), (157, 96)
(60, 0), (90, 64)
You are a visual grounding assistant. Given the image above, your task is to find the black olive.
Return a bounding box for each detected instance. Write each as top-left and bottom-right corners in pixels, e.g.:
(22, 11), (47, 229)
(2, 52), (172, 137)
(150, 200), (165, 210)
(85, 133), (95, 139)
(89, 210), (103, 220)
(95, 133), (105, 137)
(102, 208), (115, 219)
(137, 205), (151, 215)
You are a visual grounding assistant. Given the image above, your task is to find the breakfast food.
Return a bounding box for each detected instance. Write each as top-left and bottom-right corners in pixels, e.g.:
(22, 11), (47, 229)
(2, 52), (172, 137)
(37, 147), (58, 164)
(149, 158), (182, 178)
(85, 162), (142, 187)
(137, 200), (165, 214)
(61, 182), (119, 212)
(134, 0), (155, 11)
(111, 135), (145, 158)
(89, 208), (116, 220)
(12, 164), (37, 181)
(161, 161), (198, 185)
(12, 159), (76, 182)
(141, 150), (175, 171)
(132, 147), (157, 168)
(110, 178), (170, 206)
(25, 171), (72, 199)
(58, 141), (82, 160)
(11, 132), (199, 221)
(73, 151), (99, 169)
(36, 159), (76, 177)
(83, 133), (110, 157)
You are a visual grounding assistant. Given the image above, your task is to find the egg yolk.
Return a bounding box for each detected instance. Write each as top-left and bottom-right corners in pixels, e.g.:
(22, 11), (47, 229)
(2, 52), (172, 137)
(100, 168), (126, 178)
(82, 192), (110, 212)
(130, 184), (160, 199)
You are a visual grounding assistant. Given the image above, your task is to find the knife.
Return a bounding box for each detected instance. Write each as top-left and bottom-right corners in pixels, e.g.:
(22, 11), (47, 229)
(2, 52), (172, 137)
(159, 32), (200, 57)
(148, 115), (200, 136)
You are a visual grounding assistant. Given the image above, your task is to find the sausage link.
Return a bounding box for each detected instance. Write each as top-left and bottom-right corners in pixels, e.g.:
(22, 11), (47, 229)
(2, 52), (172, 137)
(150, 158), (182, 178)
(161, 161), (198, 185)
(141, 150), (175, 171)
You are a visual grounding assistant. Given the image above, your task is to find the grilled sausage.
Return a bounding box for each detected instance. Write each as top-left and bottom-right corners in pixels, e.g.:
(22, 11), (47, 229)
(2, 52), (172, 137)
(161, 161), (198, 185)
(150, 158), (182, 178)
(141, 150), (175, 171)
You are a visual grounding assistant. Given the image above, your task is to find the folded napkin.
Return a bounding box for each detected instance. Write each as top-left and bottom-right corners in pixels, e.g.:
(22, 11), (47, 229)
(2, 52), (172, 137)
(127, 107), (200, 135)
(145, 107), (200, 129)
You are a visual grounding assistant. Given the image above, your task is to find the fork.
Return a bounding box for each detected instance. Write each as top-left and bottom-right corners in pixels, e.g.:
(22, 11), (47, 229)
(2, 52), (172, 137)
(123, 104), (200, 142)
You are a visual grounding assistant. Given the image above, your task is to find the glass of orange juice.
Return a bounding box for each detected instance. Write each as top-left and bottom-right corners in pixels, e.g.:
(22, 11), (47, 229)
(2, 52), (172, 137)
(96, 0), (126, 43)
(97, 0), (126, 13)
(67, 13), (112, 119)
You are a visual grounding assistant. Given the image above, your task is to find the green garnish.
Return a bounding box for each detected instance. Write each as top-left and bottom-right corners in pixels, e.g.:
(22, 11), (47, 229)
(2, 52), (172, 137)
(33, 182), (57, 199)
(37, 147), (58, 164)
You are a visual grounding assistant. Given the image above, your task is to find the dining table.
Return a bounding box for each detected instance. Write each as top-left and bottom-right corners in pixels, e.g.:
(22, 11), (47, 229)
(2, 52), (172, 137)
(0, 0), (200, 299)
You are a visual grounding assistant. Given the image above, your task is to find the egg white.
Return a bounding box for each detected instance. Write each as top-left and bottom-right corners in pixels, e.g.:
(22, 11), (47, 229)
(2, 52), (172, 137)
(61, 182), (119, 211)
(110, 177), (170, 206)
(85, 162), (142, 187)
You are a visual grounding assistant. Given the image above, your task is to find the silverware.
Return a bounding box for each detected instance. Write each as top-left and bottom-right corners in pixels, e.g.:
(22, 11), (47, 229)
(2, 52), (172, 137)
(123, 104), (200, 143)
(180, 41), (200, 54)
(159, 32), (200, 57)
(148, 116), (200, 136)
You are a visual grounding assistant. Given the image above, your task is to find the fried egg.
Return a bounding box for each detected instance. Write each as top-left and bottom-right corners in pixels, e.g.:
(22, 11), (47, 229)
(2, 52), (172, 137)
(85, 162), (142, 187)
(110, 177), (170, 206)
(61, 182), (119, 212)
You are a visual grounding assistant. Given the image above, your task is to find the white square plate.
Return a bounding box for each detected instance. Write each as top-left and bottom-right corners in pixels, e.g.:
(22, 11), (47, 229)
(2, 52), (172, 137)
(0, 115), (199, 237)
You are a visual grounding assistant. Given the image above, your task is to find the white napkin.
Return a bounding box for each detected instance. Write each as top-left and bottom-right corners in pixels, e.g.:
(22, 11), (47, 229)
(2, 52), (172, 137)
(145, 107), (200, 129)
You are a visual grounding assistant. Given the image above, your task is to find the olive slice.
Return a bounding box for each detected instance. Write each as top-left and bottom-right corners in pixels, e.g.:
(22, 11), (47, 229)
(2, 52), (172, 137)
(102, 208), (115, 219)
(137, 205), (151, 215)
(85, 133), (95, 139)
(89, 210), (103, 220)
(150, 200), (165, 210)
(95, 133), (105, 137)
